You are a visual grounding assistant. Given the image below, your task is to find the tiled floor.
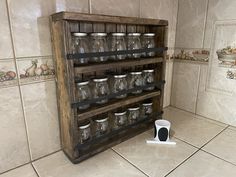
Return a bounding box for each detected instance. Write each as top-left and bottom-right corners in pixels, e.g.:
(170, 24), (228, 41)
(1, 106), (236, 177)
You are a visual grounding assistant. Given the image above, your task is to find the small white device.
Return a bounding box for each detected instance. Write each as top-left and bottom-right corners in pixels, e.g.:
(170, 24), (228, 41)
(146, 119), (176, 145)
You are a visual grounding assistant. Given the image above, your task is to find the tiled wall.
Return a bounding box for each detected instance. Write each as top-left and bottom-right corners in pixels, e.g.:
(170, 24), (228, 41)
(0, 0), (178, 174)
(171, 0), (236, 126)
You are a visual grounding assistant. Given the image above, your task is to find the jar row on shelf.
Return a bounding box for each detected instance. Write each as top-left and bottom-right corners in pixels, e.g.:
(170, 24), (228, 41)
(71, 32), (156, 64)
(76, 69), (155, 110)
(78, 100), (153, 144)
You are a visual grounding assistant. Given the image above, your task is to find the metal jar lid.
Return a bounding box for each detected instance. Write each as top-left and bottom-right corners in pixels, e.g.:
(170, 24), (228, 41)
(114, 74), (127, 78)
(114, 111), (127, 116)
(76, 80), (90, 86)
(142, 102), (153, 106)
(127, 33), (141, 36)
(95, 117), (108, 123)
(78, 121), (90, 130)
(90, 33), (107, 37)
(143, 69), (154, 73)
(130, 71), (142, 75)
(72, 32), (87, 37)
(93, 77), (108, 82)
(112, 33), (126, 36)
(143, 33), (155, 37)
(128, 106), (140, 111)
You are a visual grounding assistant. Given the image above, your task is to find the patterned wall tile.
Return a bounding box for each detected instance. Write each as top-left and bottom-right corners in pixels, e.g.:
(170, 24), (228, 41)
(0, 59), (18, 88)
(16, 56), (55, 85)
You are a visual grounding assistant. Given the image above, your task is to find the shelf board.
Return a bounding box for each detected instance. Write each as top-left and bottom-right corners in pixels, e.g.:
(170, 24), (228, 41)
(77, 90), (161, 121)
(74, 57), (163, 74)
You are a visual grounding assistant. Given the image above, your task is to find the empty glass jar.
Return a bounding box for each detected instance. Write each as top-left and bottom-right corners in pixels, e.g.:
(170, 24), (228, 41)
(93, 77), (110, 104)
(113, 110), (127, 129)
(76, 80), (92, 110)
(72, 33), (89, 64)
(141, 101), (153, 117)
(94, 115), (109, 136)
(90, 33), (108, 62)
(127, 33), (142, 58)
(110, 33), (127, 60)
(129, 71), (144, 94)
(78, 121), (91, 144)
(142, 33), (156, 57)
(111, 73), (128, 99)
(127, 105), (140, 124)
(143, 69), (155, 91)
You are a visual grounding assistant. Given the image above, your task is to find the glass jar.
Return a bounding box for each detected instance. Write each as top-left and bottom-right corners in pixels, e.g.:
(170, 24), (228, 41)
(71, 33), (89, 64)
(111, 74), (128, 99)
(129, 71), (144, 94)
(94, 115), (109, 136)
(93, 77), (110, 104)
(113, 110), (127, 129)
(143, 69), (155, 91)
(141, 101), (153, 117)
(141, 33), (156, 57)
(110, 33), (127, 60)
(127, 106), (140, 124)
(76, 80), (92, 110)
(90, 33), (108, 62)
(78, 121), (91, 144)
(127, 33), (142, 58)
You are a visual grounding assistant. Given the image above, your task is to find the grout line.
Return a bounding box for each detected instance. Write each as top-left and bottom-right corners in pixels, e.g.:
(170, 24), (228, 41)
(172, 136), (199, 149)
(30, 163), (40, 177)
(5, 0), (32, 161)
(111, 148), (149, 177)
(89, 0), (92, 14)
(164, 149), (200, 177)
(194, 64), (202, 113)
(0, 162), (31, 176)
(31, 149), (62, 163)
(201, 149), (236, 167)
(202, 0), (210, 49)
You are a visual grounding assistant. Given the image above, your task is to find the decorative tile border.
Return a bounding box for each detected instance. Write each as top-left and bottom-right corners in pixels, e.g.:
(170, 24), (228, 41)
(0, 59), (18, 88)
(226, 69), (236, 80)
(174, 48), (210, 62)
(16, 56), (55, 85)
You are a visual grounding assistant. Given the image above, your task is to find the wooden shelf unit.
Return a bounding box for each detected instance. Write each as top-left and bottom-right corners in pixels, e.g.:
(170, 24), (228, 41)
(50, 11), (168, 163)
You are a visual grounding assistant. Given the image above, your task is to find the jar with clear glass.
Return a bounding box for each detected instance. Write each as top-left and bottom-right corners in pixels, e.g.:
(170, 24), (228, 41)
(94, 114), (109, 137)
(78, 121), (91, 144)
(127, 33), (142, 58)
(93, 77), (110, 104)
(127, 105), (140, 124)
(71, 33), (89, 64)
(76, 80), (92, 110)
(129, 71), (144, 94)
(111, 73), (128, 99)
(141, 101), (153, 117)
(90, 33), (108, 62)
(143, 69), (155, 90)
(113, 110), (127, 129)
(110, 33), (127, 60)
(141, 33), (156, 57)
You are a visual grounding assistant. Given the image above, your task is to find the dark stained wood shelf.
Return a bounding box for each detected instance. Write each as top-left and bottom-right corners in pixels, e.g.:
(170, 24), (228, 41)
(74, 57), (163, 74)
(77, 90), (161, 121)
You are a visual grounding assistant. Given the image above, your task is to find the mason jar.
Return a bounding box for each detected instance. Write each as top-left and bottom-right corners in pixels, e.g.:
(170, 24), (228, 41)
(111, 73), (128, 99)
(78, 121), (91, 144)
(141, 33), (156, 57)
(127, 33), (142, 58)
(93, 77), (110, 104)
(127, 105), (140, 124)
(71, 33), (89, 64)
(94, 114), (109, 137)
(76, 80), (92, 110)
(113, 110), (127, 129)
(143, 69), (155, 91)
(110, 33), (127, 60)
(90, 33), (108, 62)
(129, 71), (144, 94)
(141, 101), (153, 117)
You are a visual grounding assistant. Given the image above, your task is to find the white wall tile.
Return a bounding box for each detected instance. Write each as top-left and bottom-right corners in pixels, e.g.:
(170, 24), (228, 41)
(0, 86), (30, 173)
(21, 81), (60, 160)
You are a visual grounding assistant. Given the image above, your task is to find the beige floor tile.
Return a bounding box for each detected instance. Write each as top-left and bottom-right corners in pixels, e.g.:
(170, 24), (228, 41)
(33, 150), (146, 177)
(0, 164), (38, 177)
(203, 128), (236, 165)
(113, 132), (197, 177)
(167, 150), (236, 177)
(163, 107), (226, 147)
